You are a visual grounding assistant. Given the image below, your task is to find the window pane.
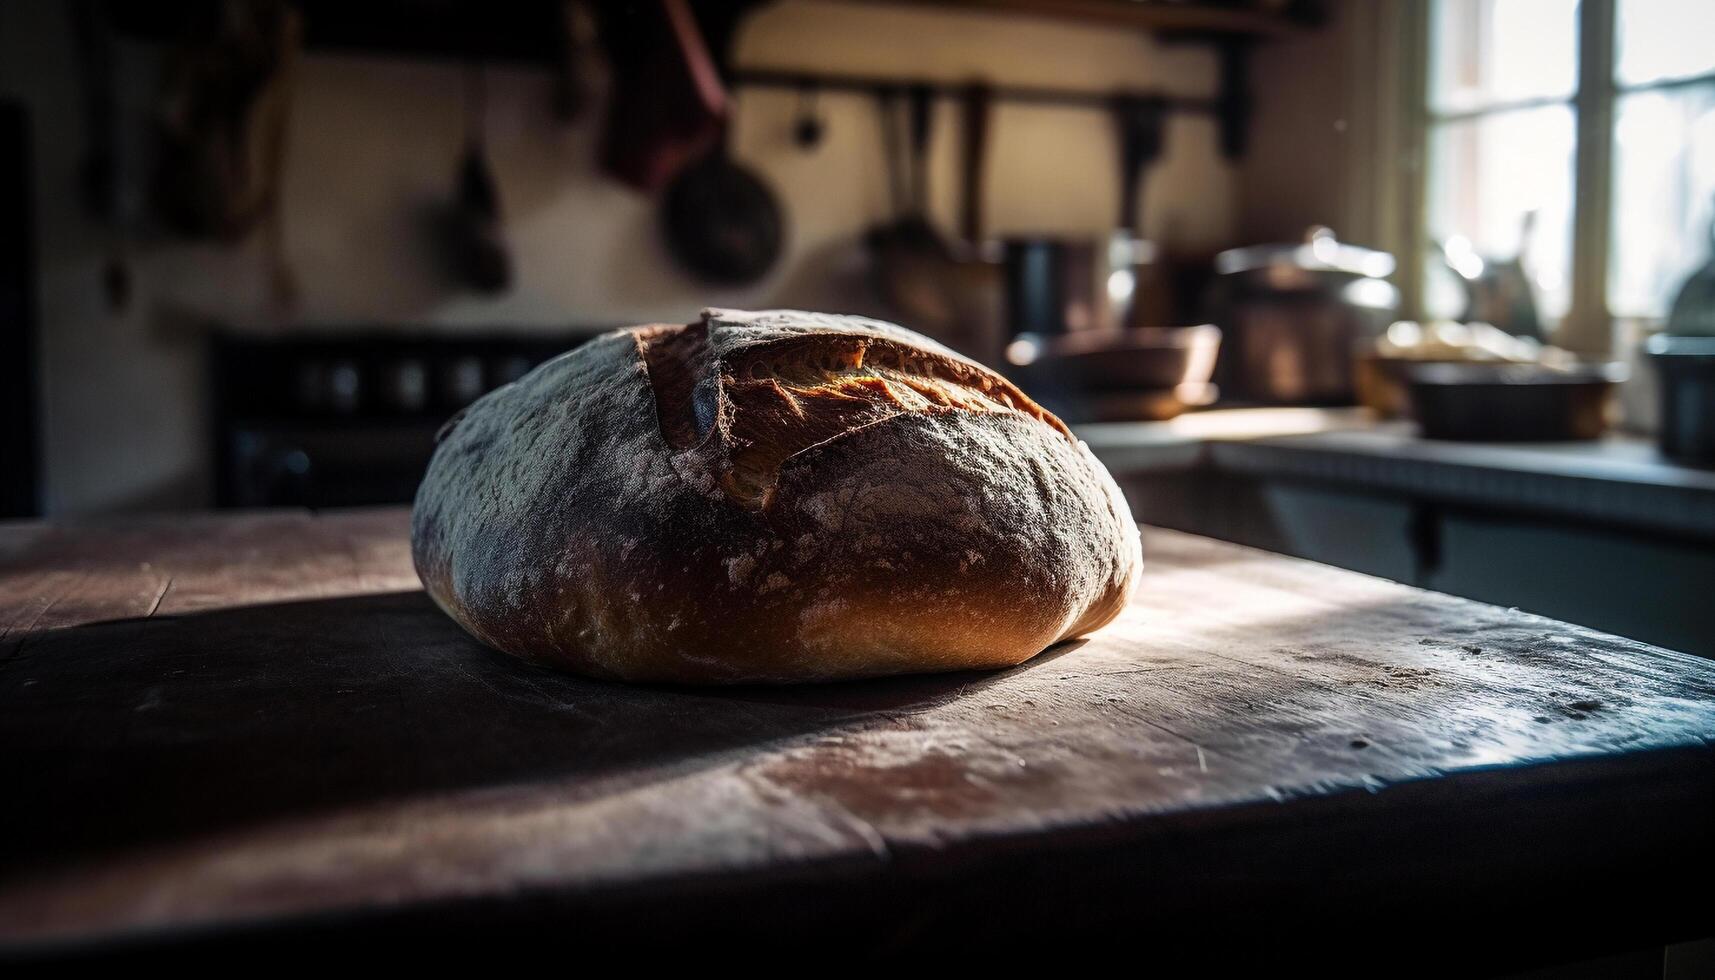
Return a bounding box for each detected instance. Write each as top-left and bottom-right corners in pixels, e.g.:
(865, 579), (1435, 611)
(1617, 0), (1715, 88)
(1430, 0), (1579, 113)
(1609, 85), (1715, 317)
(1425, 106), (1576, 326)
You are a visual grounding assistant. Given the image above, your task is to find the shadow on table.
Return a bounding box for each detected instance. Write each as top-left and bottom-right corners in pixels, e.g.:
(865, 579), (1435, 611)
(0, 590), (1073, 873)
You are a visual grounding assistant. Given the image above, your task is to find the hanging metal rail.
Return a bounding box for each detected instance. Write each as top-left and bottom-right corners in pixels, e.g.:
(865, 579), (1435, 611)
(729, 52), (1253, 159)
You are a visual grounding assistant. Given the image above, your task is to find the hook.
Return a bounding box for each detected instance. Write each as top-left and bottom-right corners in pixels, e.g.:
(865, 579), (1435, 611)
(793, 81), (824, 150)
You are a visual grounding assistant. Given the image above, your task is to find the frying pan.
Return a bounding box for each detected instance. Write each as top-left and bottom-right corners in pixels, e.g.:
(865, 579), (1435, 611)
(661, 125), (783, 285)
(649, 0), (782, 285)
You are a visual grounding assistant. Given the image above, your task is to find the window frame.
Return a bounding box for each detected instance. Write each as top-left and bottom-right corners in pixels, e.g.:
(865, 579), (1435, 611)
(1401, 0), (1715, 353)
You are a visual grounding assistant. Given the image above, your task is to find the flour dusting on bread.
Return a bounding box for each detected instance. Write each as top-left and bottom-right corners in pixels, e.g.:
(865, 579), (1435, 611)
(413, 309), (1141, 684)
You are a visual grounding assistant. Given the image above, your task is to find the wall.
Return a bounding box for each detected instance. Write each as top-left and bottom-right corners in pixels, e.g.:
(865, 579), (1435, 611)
(1, 0), (1237, 516)
(1237, 0), (1406, 252)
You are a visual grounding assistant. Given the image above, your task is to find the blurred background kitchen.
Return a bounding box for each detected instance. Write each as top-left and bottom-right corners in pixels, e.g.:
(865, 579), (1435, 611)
(2, 0), (1713, 655)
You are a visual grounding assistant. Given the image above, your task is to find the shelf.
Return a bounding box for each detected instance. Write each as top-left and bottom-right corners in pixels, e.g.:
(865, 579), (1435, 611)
(738, 2), (1313, 158)
(731, 68), (1219, 113)
(851, 0), (1305, 39)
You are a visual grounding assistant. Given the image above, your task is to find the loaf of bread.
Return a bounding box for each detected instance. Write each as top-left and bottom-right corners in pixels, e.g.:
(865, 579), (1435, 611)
(412, 309), (1140, 684)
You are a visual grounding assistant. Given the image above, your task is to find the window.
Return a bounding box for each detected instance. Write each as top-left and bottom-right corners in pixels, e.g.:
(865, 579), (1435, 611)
(1609, 0), (1715, 318)
(1419, 0), (1715, 347)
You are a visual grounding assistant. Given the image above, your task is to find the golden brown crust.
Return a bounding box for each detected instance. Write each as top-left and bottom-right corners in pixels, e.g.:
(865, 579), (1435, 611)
(638, 312), (1070, 510)
(412, 309), (1141, 684)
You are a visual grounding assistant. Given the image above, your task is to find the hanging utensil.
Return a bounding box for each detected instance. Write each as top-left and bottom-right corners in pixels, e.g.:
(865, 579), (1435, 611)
(1110, 95), (1168, 328)
(792, 81), (825, 151)
(661, 105), (784, 285)
(614, 0), (783, 285)
(878, 86), (906, 221)
(446, 63), (511, 294)
(905, 83), (937, 226)
(597, 0), (726, 191)
(1113, 95), (1165, 238)
(867, 84), (958, 334)
(150, 0), (300, 242)
(552, 0), (598, 124)
(944, 80), (1003, 360)
(1004, 97), (1170, 342)
(258, 8), (302, 311)
(72, 0), (131, 311)
(957, 80), (991, 248)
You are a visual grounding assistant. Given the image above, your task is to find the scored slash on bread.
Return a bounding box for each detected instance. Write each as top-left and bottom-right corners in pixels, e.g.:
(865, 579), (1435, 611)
(413, 309), (1141, 684)
(638, 309), (1071, 510)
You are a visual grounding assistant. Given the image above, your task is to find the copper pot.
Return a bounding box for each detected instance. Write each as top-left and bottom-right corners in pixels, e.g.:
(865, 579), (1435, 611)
(1212, 227), (1398, 405)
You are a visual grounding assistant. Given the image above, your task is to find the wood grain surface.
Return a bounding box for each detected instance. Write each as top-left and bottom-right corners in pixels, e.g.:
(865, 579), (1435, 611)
(0, 507), (1711, 964)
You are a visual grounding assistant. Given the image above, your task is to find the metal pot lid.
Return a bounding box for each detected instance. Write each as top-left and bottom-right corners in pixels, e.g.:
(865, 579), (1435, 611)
(1646, 333), (1715, 361)
(1664, 255), (1715, 337)
(1216, 226), (1397, 280)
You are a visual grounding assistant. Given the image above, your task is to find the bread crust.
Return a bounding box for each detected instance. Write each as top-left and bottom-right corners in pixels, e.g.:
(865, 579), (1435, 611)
(412, 309), (1141, 684)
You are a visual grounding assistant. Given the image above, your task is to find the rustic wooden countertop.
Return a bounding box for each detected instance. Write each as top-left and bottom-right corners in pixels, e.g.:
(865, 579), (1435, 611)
(1, 507), (1711, 963)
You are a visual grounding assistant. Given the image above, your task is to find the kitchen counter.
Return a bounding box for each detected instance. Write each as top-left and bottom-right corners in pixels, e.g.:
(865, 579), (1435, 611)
(1075, 406), (1382, 473)
(1080, 410), (1715, 658)
(1077, 409), (1715, 540)
(1, 508), (1713, 964)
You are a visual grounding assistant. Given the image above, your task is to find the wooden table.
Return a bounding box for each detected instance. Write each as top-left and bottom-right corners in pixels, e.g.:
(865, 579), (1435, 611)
(1, 508), (1711, 965)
